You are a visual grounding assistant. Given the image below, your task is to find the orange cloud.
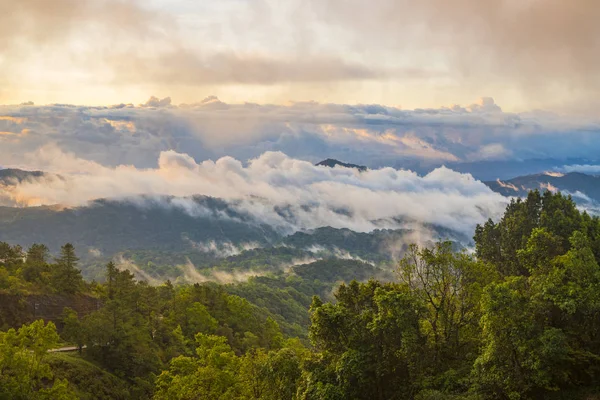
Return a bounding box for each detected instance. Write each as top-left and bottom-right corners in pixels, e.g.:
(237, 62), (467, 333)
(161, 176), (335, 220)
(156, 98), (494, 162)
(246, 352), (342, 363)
(0, 116), (26, 124)
(103, 119), (136, 133)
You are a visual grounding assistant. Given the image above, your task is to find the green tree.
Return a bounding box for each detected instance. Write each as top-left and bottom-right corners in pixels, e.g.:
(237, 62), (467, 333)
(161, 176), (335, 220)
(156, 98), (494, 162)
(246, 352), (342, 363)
(239, 347), (303, 400)
(186, 302), (218, 335)
(22, 244), (51, 284)
(153, 333), (242, 400)
(306, 280), (423, 399)
(398, 242), (493, 377)
(471, 277), (570, 399)
(0, 242), (24, 272)
(84, 262), (161, 382)
(51, 243), (83, 294)
(61, 307), (86, 354)
(0, 320), (77, 399)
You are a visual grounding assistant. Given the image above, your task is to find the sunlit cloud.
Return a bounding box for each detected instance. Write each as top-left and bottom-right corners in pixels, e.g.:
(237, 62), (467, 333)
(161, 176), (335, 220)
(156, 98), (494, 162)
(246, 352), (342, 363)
(1, 0), (598, 111)
(1, 97), (599, 180)
(0, 145), (508, 236)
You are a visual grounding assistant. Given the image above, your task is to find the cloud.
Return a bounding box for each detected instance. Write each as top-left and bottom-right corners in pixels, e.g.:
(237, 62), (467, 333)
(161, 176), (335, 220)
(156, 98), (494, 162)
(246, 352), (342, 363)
(2, 0), (598, 109)
(142, 96), (172, 108)
(113, 51), (388, 85)
(0, 147), (508, 236)
(115, 255), (163, 285)
(0, 0), (169, 90)
(303, 245), (374, 265)
(1, 98), (600, 180)
(176, 258), (269, 284)
(0, 0), (138, 51)
(543, 171), (564, 178)
(309, 0), (600, 108)
(467, 143), (512, 162)
(183, 238), (261, 257)
(0, 0), (388, 103)
(559, 165), (600, 175)
(540, 182), (559, 193)
(494, 179), (519, 192)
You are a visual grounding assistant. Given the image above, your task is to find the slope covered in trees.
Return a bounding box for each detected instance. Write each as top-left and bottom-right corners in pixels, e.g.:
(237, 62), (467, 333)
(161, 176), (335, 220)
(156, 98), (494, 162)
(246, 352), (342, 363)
(0, 197), (464, 281)
(2, 190), (600, 399)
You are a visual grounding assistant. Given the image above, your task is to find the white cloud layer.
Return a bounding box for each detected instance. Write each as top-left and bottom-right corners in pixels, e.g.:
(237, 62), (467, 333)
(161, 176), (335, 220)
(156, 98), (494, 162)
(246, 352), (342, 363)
(558, 165), (600, 175)
(1, 98), (599, 180)
(0, 146), (507, 236)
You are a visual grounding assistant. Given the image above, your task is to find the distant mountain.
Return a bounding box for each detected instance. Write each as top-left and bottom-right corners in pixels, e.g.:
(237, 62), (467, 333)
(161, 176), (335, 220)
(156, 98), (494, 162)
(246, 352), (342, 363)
(0, 169), (48, 206)
(485, 172), (600, 205)
(0, 167), (467, 280)
(0, 194), (467, 280)
(0, 168), (47, 185)
(316, 158), (367, 171)
(291, 258), (391, 283)
(283, 226), (466, 261)
(0, 196), (280, 259)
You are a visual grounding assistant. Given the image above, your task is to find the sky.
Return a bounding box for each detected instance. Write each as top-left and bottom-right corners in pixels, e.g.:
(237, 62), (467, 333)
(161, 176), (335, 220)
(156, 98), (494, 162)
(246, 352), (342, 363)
(2, 0), (600, 112)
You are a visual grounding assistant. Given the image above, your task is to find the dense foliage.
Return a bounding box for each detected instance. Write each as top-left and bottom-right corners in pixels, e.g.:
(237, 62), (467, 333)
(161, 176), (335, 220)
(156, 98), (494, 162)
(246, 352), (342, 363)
(2, 190), (600, 399)
(0, 243), (85, 296)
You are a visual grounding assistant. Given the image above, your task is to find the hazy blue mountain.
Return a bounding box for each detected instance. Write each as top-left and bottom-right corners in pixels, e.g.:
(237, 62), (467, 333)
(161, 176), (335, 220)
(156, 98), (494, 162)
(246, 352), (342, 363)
(0, 167), (470, 280)
(0, 168), (47, 185)
(283, 226), (467, 261)
(0, 196), (280, 257)
(291, 258), (391, 283)
(0, 196), (467, 280)
(485, 172), (600, 205)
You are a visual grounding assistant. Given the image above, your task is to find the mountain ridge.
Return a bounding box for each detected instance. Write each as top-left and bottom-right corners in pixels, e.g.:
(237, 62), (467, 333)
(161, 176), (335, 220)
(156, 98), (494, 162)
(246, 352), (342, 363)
(315, 158), (367, 171)
(485, 171), (600, 204)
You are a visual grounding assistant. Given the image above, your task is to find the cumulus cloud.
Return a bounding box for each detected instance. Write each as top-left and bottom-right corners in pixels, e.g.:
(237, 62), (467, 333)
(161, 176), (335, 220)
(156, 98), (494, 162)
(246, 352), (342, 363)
(0, 147), (508, 236)
(142, 96), (172, 108)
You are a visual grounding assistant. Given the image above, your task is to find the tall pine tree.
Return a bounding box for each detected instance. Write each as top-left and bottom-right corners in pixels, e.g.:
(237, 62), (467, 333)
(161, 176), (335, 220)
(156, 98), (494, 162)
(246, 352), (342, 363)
(51, 243), (83, 294)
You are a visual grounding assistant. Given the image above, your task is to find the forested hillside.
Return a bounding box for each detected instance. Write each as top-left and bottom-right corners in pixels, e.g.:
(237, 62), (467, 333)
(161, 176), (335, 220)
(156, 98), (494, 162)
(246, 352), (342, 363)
(2, 190), (600, 399)
(0, 196), (280, 256)
(0, 195), (465, 281)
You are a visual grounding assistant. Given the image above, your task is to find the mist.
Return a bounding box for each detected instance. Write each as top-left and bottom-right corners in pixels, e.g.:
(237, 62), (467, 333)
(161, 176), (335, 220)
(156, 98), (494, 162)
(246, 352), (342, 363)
(0, 146), (508, 237)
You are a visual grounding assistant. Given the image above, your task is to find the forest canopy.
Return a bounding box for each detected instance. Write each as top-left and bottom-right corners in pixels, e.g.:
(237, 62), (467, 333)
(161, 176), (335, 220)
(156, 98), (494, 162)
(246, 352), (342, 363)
(1, 191), (600, 399)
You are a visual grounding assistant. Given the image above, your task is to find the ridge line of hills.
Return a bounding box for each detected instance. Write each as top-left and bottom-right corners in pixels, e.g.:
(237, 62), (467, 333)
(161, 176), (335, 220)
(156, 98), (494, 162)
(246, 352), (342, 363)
(1, 162), (599, 281)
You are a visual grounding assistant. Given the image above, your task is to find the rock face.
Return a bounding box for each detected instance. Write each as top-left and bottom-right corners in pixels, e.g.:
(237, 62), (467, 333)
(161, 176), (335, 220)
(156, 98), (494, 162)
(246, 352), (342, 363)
(0, 293), (100, 330)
